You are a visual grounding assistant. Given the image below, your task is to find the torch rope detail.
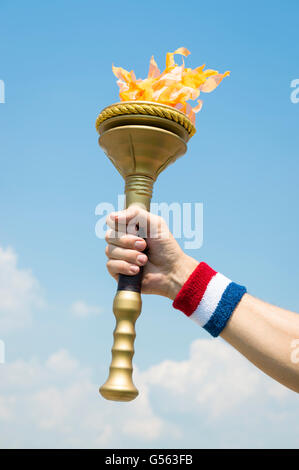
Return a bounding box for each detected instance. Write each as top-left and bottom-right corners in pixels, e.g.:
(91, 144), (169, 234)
(95, 102), (196, 137)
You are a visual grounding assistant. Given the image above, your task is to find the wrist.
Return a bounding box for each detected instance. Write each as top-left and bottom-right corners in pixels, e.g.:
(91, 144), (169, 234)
(167, 254), (199, 301)
(172, 261), (247, 337)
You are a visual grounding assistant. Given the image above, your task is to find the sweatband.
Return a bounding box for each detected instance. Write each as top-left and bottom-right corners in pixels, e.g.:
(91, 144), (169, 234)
(173, 262), (247, 337)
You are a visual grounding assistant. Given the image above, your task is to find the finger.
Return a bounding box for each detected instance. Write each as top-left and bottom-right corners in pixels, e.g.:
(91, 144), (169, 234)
(106, 206), (150, 237)
(106, 259), (140, 278)
(105, 229), (147, 251)
(106, 217), (138, 235)
(109, 205), (141, 224)
(106, 244), (148, 266)
(106, 206), (139, 231)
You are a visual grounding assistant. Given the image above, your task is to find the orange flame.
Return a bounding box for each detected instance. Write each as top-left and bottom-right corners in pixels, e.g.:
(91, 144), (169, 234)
(112, 47), (230, 125)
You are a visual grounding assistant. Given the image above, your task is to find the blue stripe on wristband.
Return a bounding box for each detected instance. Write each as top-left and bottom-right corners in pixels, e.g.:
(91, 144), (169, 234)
(203, 282), (247, 337)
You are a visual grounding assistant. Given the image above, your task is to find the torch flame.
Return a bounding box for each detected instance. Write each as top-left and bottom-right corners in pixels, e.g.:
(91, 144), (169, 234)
(112, 47), (230, 125)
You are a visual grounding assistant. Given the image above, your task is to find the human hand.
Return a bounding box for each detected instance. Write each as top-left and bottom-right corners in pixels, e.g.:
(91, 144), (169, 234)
(105, 205), (198, 300)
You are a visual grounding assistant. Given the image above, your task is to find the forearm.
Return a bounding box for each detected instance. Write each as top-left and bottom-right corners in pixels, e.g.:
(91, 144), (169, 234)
(221, 293), (299, 393)
(172, 260), (299, 393)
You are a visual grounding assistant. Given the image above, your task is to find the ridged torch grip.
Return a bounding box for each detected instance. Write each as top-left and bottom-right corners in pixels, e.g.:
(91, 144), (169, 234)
(99, 290), (142, 401)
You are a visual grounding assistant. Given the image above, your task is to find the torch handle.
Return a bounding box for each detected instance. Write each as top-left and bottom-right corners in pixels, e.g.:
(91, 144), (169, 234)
(117, 268), (143, 293)
(99, 242), (147, 401)
(117, 240), (148, 292)
(99, 175), (153, 402)
(99, 255), (146, 402)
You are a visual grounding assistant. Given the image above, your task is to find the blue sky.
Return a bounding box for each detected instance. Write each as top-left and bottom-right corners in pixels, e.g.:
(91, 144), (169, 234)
(0, 0), (299, 448)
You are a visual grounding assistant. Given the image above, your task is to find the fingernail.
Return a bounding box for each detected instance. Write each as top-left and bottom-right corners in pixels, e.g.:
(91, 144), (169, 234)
(135, 240), (145, 250)
(130, 265), (139, 274)
(137, 254), (147, 265)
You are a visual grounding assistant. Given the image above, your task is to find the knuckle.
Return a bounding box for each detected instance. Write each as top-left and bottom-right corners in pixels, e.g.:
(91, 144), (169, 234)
(124, 237), (133, 248)
(119, 260), (126, 270)
(127, 250), (135, 262)
(105, 214), (113, 227)
(121, 260), (130, 273)
(155, 214), (163, 225)
(105, 230), (110, 242)
(119, 234), (130, 248)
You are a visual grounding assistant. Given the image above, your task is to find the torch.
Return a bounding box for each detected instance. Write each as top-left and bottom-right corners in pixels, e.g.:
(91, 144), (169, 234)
(96, 48), (229, 402)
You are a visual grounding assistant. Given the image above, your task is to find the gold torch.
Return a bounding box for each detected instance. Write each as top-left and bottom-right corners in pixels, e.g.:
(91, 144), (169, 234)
(96, 48), (229, 402)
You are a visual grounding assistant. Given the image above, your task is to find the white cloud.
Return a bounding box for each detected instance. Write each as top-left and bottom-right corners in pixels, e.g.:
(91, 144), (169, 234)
(0, 340), (4, 364)
(45, 349), (80, 375)
(140, 339), (298, 448)
(142, 339), (265, 417)
(0, 349), (174, 448)
(0, 340), (297, 448)
(70, 301), (101, 318)
(0, 246), (43, 331)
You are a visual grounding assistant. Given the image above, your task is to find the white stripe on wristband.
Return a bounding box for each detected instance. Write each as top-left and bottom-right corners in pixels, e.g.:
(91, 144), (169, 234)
(190, 272), (231, 327)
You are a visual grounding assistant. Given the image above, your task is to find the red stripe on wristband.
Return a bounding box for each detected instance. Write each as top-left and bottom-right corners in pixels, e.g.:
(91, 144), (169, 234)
(173, 262), (217, 316)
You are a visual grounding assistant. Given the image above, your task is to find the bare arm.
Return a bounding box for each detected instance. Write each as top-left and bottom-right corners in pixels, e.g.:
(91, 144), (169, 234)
(220, 294), (299, 393)
(105, 206), (299, 393)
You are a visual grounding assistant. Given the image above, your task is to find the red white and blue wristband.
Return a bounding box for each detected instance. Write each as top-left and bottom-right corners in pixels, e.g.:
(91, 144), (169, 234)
(173, 262), (247, 337)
